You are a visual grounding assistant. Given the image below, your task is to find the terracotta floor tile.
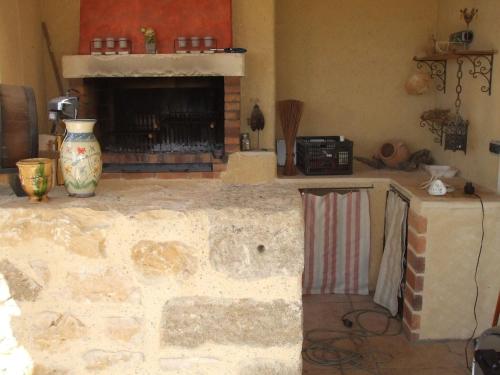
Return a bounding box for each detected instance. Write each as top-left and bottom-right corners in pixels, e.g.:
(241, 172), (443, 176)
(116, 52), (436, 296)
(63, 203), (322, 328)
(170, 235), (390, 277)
(379, 368), (469, 375)
(302, 295), (470, 375)
(304, 293), (352, 304)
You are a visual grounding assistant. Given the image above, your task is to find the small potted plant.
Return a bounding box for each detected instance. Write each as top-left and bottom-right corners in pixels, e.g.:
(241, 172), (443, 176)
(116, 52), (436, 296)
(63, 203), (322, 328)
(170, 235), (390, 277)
(140, 26), (156, 54)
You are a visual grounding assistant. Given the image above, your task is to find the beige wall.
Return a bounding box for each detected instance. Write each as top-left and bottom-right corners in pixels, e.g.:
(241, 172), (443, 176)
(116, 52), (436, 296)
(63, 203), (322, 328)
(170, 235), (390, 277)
(435, 0), (500, 192)
(420, 203), (500, 339)
(41, 0), (81, 114)
(233, 0), (276, 150)
(0, 0), (46, 130)
(275, 0), (438, 158)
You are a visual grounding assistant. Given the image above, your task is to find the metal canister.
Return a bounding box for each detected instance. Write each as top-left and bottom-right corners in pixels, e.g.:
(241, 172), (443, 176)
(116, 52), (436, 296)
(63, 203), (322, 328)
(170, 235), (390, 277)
(240, 133), (251, 151)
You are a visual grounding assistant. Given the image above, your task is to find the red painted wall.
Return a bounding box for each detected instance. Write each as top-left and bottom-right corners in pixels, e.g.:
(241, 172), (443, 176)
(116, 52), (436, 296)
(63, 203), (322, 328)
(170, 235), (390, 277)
(79, 0), (232, 54)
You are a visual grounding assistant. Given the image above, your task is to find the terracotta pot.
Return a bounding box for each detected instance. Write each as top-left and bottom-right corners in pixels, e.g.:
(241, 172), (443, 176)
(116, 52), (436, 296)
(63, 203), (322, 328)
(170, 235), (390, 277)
(60, 119), (102, 198)
(376, 141), (410, 168)
(16, 158), (53, 202)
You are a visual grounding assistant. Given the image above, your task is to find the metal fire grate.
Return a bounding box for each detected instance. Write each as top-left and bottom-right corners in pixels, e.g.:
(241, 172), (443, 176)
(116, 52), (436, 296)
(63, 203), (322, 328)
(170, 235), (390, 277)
(105, 111), (222, 153)
(97, 79), (225, 155)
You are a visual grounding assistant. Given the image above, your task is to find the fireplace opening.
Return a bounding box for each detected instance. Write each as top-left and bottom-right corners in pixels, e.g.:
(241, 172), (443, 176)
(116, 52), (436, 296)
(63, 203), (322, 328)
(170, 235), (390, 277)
(88, 77), (227, 172)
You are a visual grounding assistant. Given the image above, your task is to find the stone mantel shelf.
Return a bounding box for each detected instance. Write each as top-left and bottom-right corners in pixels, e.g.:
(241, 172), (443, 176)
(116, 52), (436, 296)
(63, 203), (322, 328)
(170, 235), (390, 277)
(62, 53), (245, 79)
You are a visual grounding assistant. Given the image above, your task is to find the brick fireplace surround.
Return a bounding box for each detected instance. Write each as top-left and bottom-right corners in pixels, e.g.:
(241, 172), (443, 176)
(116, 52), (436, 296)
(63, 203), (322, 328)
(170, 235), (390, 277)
(62, 54), (245, 179)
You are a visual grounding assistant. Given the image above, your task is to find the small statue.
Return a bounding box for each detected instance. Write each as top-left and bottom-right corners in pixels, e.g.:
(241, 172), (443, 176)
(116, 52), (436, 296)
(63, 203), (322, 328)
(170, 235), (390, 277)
(249, 103), (265, 150)
(460, 8), (478, 29)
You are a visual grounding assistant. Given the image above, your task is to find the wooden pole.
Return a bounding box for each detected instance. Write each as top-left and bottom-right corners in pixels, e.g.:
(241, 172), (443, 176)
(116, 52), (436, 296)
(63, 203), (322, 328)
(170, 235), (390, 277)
(41, 22), (64, 96)
(493, 291), (500, 326)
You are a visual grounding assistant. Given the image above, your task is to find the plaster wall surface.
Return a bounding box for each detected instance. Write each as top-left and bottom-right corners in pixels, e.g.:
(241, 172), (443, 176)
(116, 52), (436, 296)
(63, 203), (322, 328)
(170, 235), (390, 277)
(0, 0), (47, 130)
(419, 204), (500, 339)
(435, 0), (500, 192)
(275, 0), (439, 158)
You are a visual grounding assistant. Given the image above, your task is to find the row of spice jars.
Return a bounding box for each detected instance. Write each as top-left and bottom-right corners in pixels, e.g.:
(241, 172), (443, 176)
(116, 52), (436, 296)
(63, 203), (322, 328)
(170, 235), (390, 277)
(175, 36), (216, 53)
(91, 38), (131, 55)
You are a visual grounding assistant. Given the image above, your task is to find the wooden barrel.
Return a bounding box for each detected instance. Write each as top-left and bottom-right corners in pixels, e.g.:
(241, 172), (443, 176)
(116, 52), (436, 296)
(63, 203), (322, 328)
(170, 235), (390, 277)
(0, 84), (38, 171)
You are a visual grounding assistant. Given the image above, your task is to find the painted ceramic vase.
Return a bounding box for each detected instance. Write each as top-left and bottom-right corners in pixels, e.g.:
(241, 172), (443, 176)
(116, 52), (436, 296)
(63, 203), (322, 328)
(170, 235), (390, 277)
(16, 158), (53, 202)
(60, 119), (102, 197)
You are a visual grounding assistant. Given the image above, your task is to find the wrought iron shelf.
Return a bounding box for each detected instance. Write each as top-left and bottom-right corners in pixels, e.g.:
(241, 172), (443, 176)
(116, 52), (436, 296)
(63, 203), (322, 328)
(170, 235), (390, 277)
(413, 50), (497, 95)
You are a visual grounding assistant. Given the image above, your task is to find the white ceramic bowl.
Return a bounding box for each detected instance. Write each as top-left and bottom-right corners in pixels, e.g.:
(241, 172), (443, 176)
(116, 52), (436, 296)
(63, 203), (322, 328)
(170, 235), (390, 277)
(422, 164), (459, 178)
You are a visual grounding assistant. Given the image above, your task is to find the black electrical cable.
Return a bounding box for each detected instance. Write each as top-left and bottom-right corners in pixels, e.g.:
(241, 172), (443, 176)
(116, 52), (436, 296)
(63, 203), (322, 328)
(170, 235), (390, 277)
(465, 193), (485, 370)
(302, 307), (401, 373)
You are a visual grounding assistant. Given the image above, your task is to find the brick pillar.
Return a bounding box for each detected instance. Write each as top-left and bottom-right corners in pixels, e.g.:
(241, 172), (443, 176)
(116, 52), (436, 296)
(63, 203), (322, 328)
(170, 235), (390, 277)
(403, 209), (428, 341)
(224, 77), (241, 154)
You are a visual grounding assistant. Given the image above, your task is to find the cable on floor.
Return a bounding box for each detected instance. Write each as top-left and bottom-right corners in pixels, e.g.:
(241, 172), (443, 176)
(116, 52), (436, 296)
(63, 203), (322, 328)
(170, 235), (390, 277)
(302, 307), (401, 374)
(465, 192), (485, 370)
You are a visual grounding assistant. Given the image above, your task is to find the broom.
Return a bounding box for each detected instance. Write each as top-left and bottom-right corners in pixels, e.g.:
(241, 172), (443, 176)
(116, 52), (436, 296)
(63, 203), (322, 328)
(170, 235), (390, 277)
(278, 100), (304, 176)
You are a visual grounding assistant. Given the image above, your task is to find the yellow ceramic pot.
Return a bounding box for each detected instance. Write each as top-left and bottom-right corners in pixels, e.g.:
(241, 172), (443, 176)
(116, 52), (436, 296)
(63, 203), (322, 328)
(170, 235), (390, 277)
(16, 158), (53, 202)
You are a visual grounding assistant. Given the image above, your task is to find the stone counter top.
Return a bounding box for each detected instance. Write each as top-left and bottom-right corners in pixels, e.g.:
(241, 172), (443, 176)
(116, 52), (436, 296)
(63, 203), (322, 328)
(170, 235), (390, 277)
(0, 180), (301, 214)
(1, 167), (498, 213)
(277, 165), (500, 208)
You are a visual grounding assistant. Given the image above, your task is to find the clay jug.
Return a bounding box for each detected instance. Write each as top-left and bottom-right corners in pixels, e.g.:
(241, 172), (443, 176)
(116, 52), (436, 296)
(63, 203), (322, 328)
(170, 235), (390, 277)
(376, 141), (410, 168)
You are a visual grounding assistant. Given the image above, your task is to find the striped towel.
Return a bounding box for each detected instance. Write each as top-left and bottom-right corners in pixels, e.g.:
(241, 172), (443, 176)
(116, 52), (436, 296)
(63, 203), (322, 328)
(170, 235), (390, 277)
(303, 191), (371, 295)
(374, 191), (408, 316)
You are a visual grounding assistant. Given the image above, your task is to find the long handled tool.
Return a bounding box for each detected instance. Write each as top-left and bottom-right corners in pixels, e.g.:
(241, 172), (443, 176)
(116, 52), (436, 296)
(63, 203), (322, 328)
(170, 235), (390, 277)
(210, 47), (247, 53)
(41, 22), (64, 96)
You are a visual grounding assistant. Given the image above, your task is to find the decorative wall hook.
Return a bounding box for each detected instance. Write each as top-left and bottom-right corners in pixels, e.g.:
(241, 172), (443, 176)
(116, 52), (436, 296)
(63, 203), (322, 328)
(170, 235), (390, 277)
(460, 8), (478, 29)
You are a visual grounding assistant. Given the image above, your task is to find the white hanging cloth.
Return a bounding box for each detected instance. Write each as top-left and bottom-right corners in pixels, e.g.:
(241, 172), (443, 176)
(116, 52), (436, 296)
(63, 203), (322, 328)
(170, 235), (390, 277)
(374, 191), (408, 316)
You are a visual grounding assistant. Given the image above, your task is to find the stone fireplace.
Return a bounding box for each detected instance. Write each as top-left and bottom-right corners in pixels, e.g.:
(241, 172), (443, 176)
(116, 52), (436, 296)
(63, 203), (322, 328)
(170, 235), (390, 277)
(62, 54), (244, 176)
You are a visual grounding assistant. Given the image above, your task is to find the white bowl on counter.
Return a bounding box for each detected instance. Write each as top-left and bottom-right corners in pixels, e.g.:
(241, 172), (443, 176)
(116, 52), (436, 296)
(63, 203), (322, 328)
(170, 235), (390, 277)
(422, 164), (459, 178)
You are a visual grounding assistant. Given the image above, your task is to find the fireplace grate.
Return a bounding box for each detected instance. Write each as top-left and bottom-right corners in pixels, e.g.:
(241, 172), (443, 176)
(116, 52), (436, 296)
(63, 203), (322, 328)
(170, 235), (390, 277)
(105, 111), (223, 153)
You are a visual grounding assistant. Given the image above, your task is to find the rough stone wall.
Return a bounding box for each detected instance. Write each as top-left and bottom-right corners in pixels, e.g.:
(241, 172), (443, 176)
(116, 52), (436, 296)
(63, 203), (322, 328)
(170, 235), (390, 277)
(0, 200), (303, 374)
(0, 273), (33, 375)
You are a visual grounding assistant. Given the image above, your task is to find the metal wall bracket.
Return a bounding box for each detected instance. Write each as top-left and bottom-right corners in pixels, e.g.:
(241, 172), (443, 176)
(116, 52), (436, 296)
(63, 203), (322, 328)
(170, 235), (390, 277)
(461, 53), (495, 95)
(414, 58), (447, 93)
(413, 50), (496, 96)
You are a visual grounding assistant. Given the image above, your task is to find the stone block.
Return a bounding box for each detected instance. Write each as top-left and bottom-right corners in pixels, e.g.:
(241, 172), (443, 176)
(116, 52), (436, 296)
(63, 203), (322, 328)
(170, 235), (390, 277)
(404, 285), (423, 312)
(408, 210), (427, 234)
(67, 268), (140, 303)
(68, 229), (106, 258)
(131, 241), (196, 277)
(209, 211), (303, 279)
(83, 350), (144, 371)
(161, 298), (302, 347)
(0, 210), (108, 258)
(159, 357), (222, 372)
(106, 317), (142, 342)
(29, 260), (50, 286)
(33, 365), (68, 375)
(239, 360), (300, 375)
(406, 266), (424, 293)
(408, 229), (426, 254)
(34, 312), (87, 350)
(407, 249), (425, 274)
(0, 259), (42, 301)
(403, 302), (421, 330)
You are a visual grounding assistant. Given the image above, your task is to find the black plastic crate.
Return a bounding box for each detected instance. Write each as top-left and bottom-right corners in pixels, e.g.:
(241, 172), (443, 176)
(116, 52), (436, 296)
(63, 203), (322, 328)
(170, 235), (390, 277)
(296, 136), (353, 175)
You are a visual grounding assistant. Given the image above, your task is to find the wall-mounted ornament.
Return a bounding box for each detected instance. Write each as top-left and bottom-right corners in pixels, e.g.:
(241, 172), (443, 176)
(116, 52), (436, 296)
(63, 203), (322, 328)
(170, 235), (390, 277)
(249, 103), (265, 150)
(460, 8), (478, 29)
(420, 109), (468, 153)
